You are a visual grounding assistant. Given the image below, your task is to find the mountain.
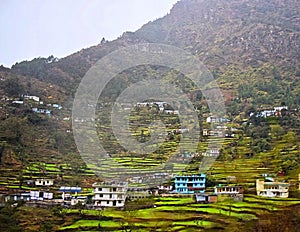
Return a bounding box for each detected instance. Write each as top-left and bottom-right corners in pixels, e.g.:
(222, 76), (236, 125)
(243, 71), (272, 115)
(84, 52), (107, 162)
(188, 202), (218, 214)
(11, 0), (300, 71)
(0, 1), (300, 230)
(0, 0), (300, 185)
(8, 0), (299, 107)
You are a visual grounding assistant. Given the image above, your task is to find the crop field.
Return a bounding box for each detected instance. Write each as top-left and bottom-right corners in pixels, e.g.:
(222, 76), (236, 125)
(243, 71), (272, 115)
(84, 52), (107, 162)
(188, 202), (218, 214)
(58, 195), (300, 231)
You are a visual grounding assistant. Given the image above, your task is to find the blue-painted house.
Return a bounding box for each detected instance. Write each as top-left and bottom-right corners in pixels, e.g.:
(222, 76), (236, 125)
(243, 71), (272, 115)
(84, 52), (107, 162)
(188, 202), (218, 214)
(174, 173), (206, 194)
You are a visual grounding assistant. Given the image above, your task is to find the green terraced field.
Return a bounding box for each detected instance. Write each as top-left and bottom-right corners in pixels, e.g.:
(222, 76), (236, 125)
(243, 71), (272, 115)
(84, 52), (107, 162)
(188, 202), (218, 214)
(58, 195), (300, 231)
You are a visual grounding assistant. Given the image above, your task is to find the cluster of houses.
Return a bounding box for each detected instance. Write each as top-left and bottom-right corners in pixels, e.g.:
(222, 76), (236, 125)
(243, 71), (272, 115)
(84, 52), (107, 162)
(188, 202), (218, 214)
(250, 106), (288, 118)
(135, 101), (179, 115)
(4, 94), (63, 117)
(1, 172), (294, 208)
(1, 174), (294, 208)
(88, 173), (292, 207)
(3, 178), (83, 207)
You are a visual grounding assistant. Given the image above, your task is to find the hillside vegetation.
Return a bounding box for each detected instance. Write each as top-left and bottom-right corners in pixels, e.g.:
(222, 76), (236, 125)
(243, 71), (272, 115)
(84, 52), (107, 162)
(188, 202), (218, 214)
(0, 0), (299, 231)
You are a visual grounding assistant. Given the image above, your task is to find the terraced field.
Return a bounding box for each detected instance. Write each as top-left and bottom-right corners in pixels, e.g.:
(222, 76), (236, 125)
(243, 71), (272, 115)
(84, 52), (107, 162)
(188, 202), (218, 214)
(59, 195), (300, 231)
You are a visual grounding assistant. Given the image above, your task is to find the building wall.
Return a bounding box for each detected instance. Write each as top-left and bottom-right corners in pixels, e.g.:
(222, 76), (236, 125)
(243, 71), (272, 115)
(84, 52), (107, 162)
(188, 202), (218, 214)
(35, 179), (54, 186)
(214, 186), (243, 194)
(175, 174), (206, 194)
(256, 179), (290, 198)
(92, 182), (127, 207)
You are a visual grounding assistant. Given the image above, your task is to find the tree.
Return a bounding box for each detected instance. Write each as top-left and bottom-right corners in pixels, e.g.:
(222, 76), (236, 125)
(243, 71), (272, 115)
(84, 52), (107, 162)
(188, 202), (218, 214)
(3, 77), (24, 97)
(0, 202), (22, 232)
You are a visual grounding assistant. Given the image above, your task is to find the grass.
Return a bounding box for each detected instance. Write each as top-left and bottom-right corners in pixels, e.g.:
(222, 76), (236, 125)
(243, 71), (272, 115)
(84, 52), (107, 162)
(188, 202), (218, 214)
(59, 193), (300, 231)
(59, 220), (119, 230)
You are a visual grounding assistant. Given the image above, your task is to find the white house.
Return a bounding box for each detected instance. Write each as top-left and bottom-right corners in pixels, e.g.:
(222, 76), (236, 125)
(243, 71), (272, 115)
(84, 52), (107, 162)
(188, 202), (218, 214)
(214, 185), (244, 195)
(35, 179), (54, 186)
(256, 179), (290, 198)
(12, 100), (24, 104)
(24, 95), (40, 102)
(59, 186), (82, 204)
(30, 191), (53, 200)
(164, 109), (179, 115)
(5, 191), (53, 202)
(127, 188), (151, 200)
(202, 148), (220, 157)
(71, 196), (87, 206)
(274, 106), (288, 111)
(206, 116), (230, 123)
(92, 182), (128, 208)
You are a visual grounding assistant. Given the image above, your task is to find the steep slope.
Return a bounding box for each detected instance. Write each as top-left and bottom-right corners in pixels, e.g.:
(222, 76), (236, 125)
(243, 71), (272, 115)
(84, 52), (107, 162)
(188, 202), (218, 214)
(10, 0), (299, 92)
(1, 0), (299, 189)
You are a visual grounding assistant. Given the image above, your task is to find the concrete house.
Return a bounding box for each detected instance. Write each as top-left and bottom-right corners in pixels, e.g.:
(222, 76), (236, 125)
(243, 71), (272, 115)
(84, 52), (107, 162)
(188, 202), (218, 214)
(5, 193), (31, 202)
(127, 188), (152, 200)
(214, 185), (244, 195)
(71, 196), (87, 206)
(195, 193), (218, 203)
(92, 182), (128, 207)
(5, 191), (53, 202)
(24, 95), (40, 102)
(214, 185), (244, 201)
(59, 186), (82, 204)
(256, 179), (290, 198)
(35, 179), (54, 186)
(174, 174), (206, 194)
(202, 148), (220, 157)
(30, 191), (53, 200)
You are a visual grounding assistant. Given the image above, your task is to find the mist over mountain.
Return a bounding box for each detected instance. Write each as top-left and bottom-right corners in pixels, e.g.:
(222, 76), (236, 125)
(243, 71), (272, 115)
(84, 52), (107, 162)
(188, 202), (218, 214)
(8, 0), (299, 92)
(0, 1), (300, 230)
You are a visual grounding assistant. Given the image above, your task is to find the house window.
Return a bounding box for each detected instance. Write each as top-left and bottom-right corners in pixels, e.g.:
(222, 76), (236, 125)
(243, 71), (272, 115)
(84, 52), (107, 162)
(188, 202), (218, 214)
(98, 188), (102, 191)
(113, 188), (116, 192)
(100, 194), (103, 197)
(107, 201), (109, 205)
(110, 194), (112, 198)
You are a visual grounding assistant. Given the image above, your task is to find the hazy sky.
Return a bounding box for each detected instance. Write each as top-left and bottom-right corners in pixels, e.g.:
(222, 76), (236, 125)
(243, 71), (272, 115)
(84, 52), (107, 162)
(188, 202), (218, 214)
(0, 0), (178, 68)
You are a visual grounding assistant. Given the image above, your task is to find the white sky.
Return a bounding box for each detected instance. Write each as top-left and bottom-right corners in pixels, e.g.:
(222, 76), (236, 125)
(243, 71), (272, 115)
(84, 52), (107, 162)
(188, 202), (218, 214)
(0, 0), (178, 68)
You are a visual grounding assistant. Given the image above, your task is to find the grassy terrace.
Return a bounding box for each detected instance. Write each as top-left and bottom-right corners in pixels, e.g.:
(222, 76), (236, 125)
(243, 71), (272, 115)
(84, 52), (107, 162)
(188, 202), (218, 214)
(59, 195), (300, 231)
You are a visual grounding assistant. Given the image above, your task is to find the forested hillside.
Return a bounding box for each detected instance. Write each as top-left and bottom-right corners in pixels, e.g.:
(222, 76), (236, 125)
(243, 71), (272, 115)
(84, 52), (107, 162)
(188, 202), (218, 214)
(0, 0), (299, 230)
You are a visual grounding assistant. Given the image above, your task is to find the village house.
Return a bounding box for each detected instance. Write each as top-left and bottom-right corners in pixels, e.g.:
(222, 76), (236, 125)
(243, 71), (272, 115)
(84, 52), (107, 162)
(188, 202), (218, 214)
(127, 188), (152, 200)
(71, 196), (87, 206)
(164, 109), (179, 115)
(5, 191), (53, 202)
(250, 106), (288, 118)
(59, 186), (82, 205)
(203, 129), (209, 136)
(24, 95), (40, 102)
(92, 182), (128, 208)
(52, 103), (62, 109)
(195, 193), (218, 203)
(136, 101), (166, 111)
(128, 176), (143, 184)
(30, 191), (53, 200)
(256, 179), (290, 198)
(202, 148), (220, 157)
(5, 193), (31, 202)
(12, 100), (24, 104)
(32, 108), (51, 116)
(214, 185), (244, 201)
(174, 174), (206, 194)
(35, 178), (54, 186)
(214, 185), (244, 195)
(206, 116), (230, 123)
